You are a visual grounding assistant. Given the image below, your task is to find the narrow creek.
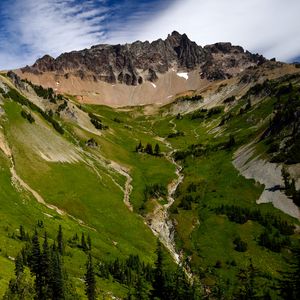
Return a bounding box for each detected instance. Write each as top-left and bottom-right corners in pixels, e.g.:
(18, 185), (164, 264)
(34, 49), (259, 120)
(145, 118), (185, 265)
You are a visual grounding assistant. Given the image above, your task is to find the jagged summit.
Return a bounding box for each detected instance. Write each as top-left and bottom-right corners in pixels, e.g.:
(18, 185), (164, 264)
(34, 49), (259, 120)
(21, 32), (265, 86)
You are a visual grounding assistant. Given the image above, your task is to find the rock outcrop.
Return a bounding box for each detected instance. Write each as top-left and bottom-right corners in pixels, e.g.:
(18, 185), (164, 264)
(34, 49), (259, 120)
(20, 31), (266, 86)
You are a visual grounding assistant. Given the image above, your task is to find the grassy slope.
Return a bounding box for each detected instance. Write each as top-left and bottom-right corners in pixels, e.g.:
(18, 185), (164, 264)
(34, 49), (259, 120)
(149, 93), (299, 293)
(1, 73), (300, 298)
(0, 91), (177, 297)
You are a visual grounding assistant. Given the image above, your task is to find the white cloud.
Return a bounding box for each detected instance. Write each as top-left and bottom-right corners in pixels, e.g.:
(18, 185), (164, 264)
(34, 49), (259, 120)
(0, 0), (109, 69)
(132, 0), (300, 61)
(1, 0), (299, 70)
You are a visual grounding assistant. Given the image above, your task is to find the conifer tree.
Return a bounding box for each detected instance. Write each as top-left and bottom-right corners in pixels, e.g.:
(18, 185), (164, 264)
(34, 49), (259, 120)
(14, 253), (24, 278)
(19, 225), (26, 241)
(145, 143), (153, 155)
(41, 232), (52, 298)
(279, 245), (300, 299)
(57, 225), (64, 255)
(154, 143), (160, 156)
(51, 246), (65, 299)
(81, 233), (88, 251)
(87, 234), (92, 251)
(134, 272), (150, 300)
(152, 239), (165, 299)
(235, 259), (258, 300)
(29, 230), (43, 299)
(85, 253), (96, 300)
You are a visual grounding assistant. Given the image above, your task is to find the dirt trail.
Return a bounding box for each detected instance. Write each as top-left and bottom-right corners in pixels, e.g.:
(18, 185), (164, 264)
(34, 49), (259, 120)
(109, 161), (133, 211)
(8, 152), (97, 230)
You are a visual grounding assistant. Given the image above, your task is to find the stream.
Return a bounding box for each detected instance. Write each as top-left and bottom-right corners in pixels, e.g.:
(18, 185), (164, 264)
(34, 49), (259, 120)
(146, 119), (185, 265)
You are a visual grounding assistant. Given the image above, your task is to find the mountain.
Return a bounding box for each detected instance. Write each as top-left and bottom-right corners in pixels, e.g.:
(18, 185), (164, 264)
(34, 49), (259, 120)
(0, 32), (300, 299)
(16, 31), (267, 106)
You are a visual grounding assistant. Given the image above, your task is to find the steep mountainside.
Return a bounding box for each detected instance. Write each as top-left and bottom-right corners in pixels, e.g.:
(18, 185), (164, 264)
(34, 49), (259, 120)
(16, 32), (268, 106)
(0, 33), (300, 299)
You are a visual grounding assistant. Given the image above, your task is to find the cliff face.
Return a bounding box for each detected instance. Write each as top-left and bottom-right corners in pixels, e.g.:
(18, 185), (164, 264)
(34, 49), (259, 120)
(21, 31), (265, 85)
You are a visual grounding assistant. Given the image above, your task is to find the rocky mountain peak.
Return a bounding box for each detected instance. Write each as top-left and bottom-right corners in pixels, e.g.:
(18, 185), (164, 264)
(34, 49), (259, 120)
(20, 32), (267, 85)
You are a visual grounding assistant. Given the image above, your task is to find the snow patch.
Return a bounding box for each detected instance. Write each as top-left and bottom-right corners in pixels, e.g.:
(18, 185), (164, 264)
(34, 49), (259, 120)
(177, 72), (189, 80)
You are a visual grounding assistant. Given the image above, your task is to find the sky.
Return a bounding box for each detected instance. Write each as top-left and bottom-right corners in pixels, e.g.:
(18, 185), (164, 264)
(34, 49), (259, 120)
(0, 0), (300, 70)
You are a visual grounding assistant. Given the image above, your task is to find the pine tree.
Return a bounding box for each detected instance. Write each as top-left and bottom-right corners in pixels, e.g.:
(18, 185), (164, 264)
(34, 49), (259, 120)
(29, 230), (43, 299)
(14, 253), (24, 278)
(134, 272), (150, 300)
(87, 234), (92, 251)
(225, 134), (236, 149)
(19, 225), (26, 241)
(282, 167), (291, 192)
(136, 141), (143, 152)
(81, 233), (87, 251)
(57, 225), (64, 255)
(145, 143), (153, 155)
(41, 232), (52, 298)
(154, 143), (160, 156)
(85, 253), (96, 300)
(235, 259), (258, 300)
(174, 267), (190, 299)
(152, 239), (165, 299)
(51, 246), (65, 299)
(279, 245), (300, 299)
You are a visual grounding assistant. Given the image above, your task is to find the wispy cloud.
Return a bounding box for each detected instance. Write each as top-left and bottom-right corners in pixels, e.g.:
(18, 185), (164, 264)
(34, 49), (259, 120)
(0, 0), (175, 69)
(1, 0), (299, 70)
(0, 0), (109, 69)
(133, 0), (300, 62)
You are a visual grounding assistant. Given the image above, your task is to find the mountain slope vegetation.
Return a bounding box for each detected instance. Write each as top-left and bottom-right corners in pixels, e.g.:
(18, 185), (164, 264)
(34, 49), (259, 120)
(0, 58), (300, 299)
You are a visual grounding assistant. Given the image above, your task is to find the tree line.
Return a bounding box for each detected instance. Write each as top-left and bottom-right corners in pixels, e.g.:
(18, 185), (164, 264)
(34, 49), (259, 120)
(98, 240), (202, 299)
(0, 87), (64, 134)
(135, 141), (160, 156)
(282, 167), (300, 207)
(22, 79), (64, 104)
(215, 205), (294, 252)
(88, 113), (108, 130)
(4, 224), (96, 300)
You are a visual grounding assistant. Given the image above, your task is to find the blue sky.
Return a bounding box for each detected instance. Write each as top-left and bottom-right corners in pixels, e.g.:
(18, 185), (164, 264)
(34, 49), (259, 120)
(0, 0), (300, 70)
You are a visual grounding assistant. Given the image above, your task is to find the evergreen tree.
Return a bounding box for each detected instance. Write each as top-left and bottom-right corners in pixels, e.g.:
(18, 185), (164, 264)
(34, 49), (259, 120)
(234, 259), (258, 300)
(152, 240), (165, 299)
(279, 245), (300, 299)
(154, 144), (160, 156)
(225, 134), (236, 149)
(134, 273), (150, 300)
(57, 225), (64, 255)
(19, 225), (26, 241)
(81, 233), (88, 251)
(174, 267), (190, 299)
(51, 246), (65, 299)
(145, 143), (153, 155)
(85, 253), (96, 300)
(41, 232), (52, 298)
(87, 234), (92, 251)
(282, 167), (291, 192)
(29, 230), (43, 299)
(15, 253), (24, 278)
(136, 141), (143, 152)
(3, 274), (36, 300)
